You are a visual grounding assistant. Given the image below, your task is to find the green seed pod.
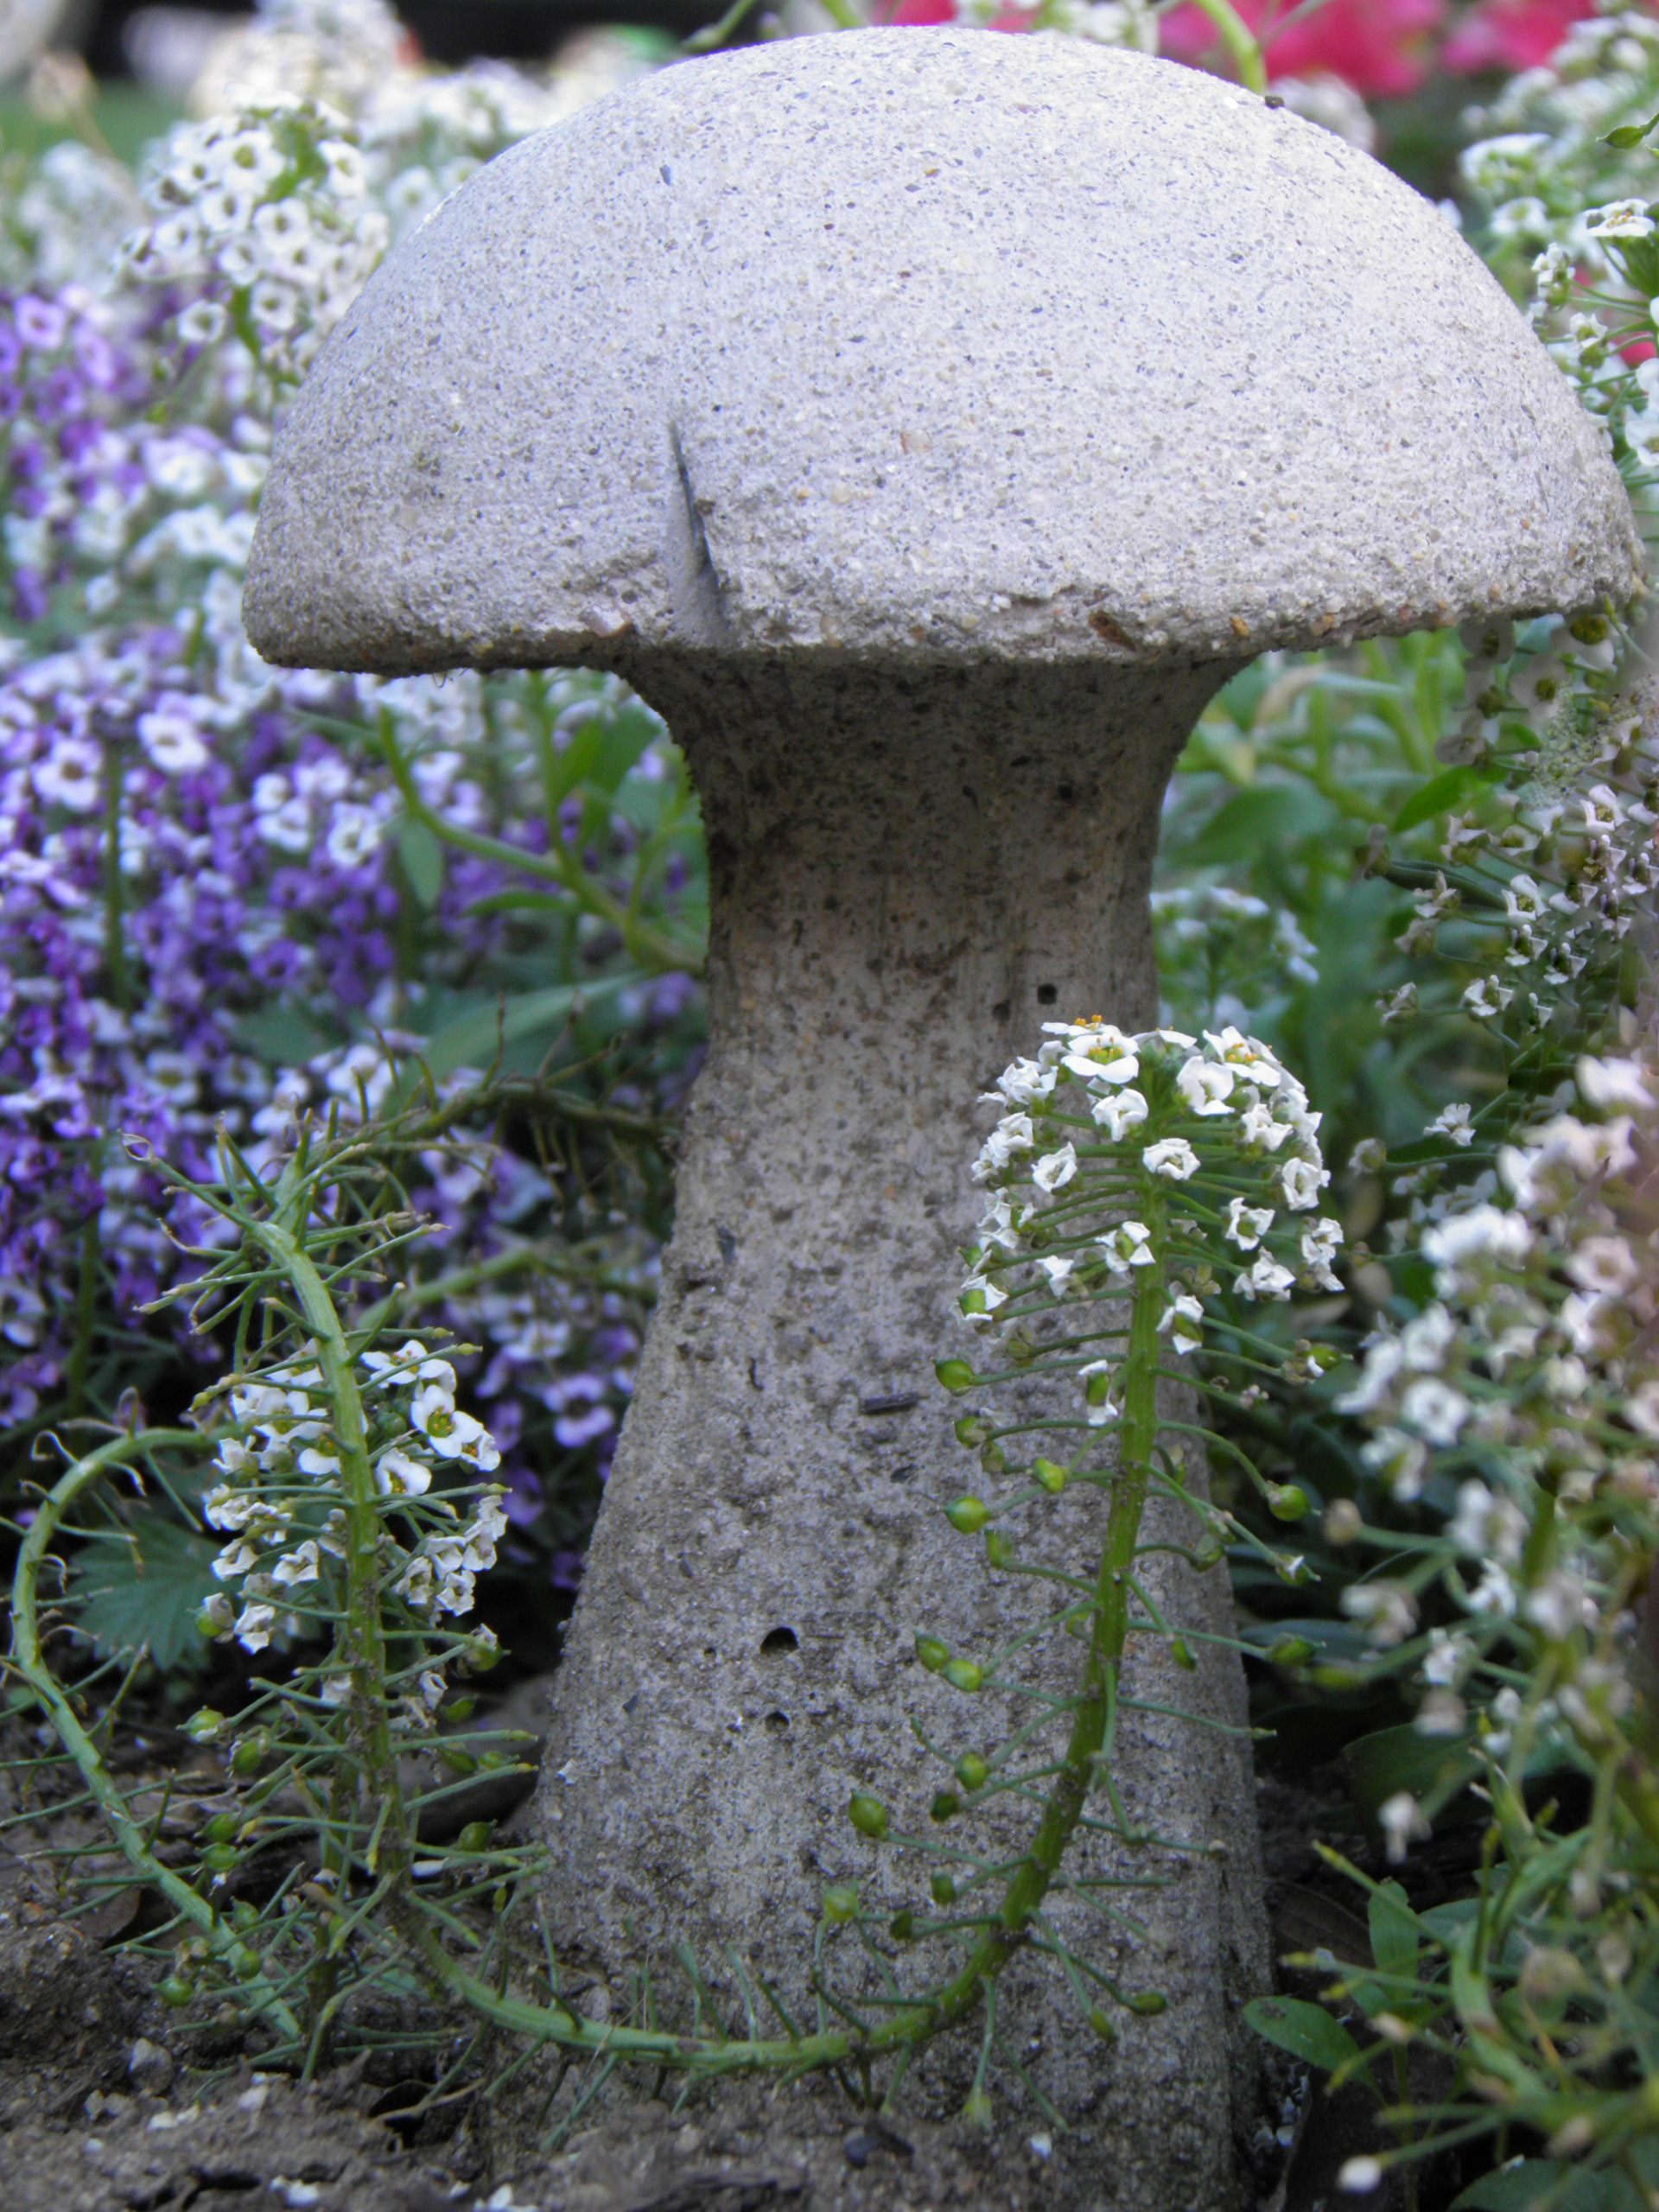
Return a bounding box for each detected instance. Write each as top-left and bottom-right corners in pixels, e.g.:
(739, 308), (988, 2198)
(930, 1789), (962, 1823)
(1269, 1636), (1315, 1667)
(1088, 2005), (1118, 2045)
(984, 1529), (1017, 1570)
(479, 1751), (509, 1771)
(978, 1440), (1007, 1476)
(1128, 1990), (1168, 2017)
(201, 1844), (240, 1875)
(915, 1633), (950, 1674)
(1172, 1638), (1198, 1673)
(889, 1910), (916, 1942)
(963, 2091), (994, 2131)
(231, 1944), (262, 1981)
(849, 1789), (889, 1840)
(1268, 1484), (1310, 1522)
(931, 1872), (957, 1907)
(463, 1631), (502, 1673)
(441, 1747), (478, 1776)
(935, 1359), (977, 1395)
(492, 1885), (510, 1914)
(1033, 1459), (1067, 1495)
(158, 1975), (195, 2009)
(823, 1885), (860, 1924)
(182, 1709), (226, 1745)
(230, 1735), (266, 1778)
(944, 1659), (983, 1694)
(955, 1752), (989, 1794)
(945, 1497), (988, 1535)
(447, 1696), (477, 1723)
(457, 1821), (493, 1853)
(203, 1813), (238, 1847)
(231, 1900), (258, 1932)
(954, 1414), (989, 1449)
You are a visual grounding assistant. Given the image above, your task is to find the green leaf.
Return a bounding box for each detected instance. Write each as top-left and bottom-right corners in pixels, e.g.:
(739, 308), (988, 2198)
(397, 817), (445, 910)
(1179, 781), (1341, 870)
(235, 1002), (332, 1065)
(1243, 1995), (1362, 2075)
(1341, 1722), (1480, 1847)
(1391, 765), (1484, 836)
(413, 976), (640, 1082)
(67, 1517), (221, 1672)
(1453, 2163), (1646, 2210)
(1368, 1880), (1421, 1986)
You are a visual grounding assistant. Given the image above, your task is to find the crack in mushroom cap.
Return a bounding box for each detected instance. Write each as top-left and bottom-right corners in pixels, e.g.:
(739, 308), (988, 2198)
(244, 27), (1642, 677)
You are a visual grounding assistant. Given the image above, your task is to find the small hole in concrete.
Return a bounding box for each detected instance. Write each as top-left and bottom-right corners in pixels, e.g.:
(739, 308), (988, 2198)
(1036, 983), (1058, 1006)
(765, 1710), (790, 1732)
(1057, 783), (1075, 804)
(760, 1626), (799, 1655)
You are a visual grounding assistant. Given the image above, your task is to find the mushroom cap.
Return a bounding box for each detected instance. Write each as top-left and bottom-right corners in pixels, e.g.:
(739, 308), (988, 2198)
(245, 28), (1640, 676)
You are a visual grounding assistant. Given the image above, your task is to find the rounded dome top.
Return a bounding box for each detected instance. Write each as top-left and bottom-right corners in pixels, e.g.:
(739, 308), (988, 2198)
(245, 27), (1641, 675)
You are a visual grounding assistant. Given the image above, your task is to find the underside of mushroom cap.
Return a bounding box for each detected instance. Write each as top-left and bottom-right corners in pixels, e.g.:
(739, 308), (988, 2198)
(245, 27), (1641, 677)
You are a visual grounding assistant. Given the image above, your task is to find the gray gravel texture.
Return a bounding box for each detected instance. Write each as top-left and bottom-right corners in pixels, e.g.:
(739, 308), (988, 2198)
(244, 29), (1640, 671)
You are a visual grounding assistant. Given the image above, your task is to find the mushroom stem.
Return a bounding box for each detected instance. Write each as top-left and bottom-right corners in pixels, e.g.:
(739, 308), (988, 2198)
(539, 652), (1268, 2190)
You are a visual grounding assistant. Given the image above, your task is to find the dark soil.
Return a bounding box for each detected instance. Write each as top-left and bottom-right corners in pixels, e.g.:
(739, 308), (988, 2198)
(0, 1751), (1488, 2211)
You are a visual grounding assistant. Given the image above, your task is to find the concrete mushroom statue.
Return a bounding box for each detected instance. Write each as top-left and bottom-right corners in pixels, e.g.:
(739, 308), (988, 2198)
(245, 25), (1640, 2199)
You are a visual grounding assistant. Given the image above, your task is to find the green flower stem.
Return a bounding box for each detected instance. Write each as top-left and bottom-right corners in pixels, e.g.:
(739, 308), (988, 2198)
(250, 1205), (410, 1891)
(5, 1428), (304, 2047)
(371, 712), (702, 978)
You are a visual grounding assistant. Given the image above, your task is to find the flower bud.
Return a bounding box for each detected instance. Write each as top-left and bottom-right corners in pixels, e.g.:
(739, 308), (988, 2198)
(944, 1659), (983, 1693)
(936, 1359), (977, 1395)
(849, 1790), (889, 1840)
(457, 1821), (493, 1853)
(183, 1709), (226, 1745)
(1268, 1484), (1309, 1522)
(930, 1789), (962, 1823)
(201, 1844), (241, 1874)
(955, 1751), (989, 1793)
(1033, 1459), (1067, 1495)
(1088, 2005), (1117, 2044)
(203, 1813), (239, 1846)
(931, 1872), (957, 1906)
(915, 1633), (950, 1673)
(823, 1885), (860, 1923)
(231, 1943), (262, 1981)
(954, 1414), (989, 1448)
(984, 1529), (1017, 1569)
(946, 1497), (988, 1535)
(1127, 1990), (1167, 2016)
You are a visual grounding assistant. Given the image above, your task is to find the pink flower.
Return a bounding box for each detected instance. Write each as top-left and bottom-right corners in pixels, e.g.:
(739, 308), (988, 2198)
(1442, 0), (1595, 73)
(1161, 0), (1446, 98)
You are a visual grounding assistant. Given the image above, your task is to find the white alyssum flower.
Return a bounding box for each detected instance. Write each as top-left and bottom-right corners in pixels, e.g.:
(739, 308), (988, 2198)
(1427, 1103), (1476, 1147)
(1175, 1057), (1235, 1116)
(1401, 1378), (1471, 1446)
(375, 1446), (434, 1497)
(1157, 1292), (1205, 1354)
(1300, 1217), (1343, 1290)
(1224, 1197), (1274, 1251)
(1235, 1254), (1295, 1301)
(1142, 1137), (1198, 1183)
(1378, 1790), (1430, 1865)
(1278, 1157), (1328, 1211)
(1341, 1580), (1419, 1649)
(1091, 1087), (1148, 1139)
(1099, 1220), (1154, 1270)
(1032, 1142), (1078, 1194)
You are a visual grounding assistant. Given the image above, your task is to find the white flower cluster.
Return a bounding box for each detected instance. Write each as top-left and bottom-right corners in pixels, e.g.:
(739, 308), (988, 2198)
(118, 97), (388, 396)
(1461, 14), (1659, 512)
(963, 1020), (1339, 1416)
(198, 1335), (505, 1659)
(1336, 1057), (1657, 1771)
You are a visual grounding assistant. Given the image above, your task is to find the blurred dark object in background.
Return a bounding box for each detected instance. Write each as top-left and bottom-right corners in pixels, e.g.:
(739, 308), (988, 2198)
(90, 0), (718, 85)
